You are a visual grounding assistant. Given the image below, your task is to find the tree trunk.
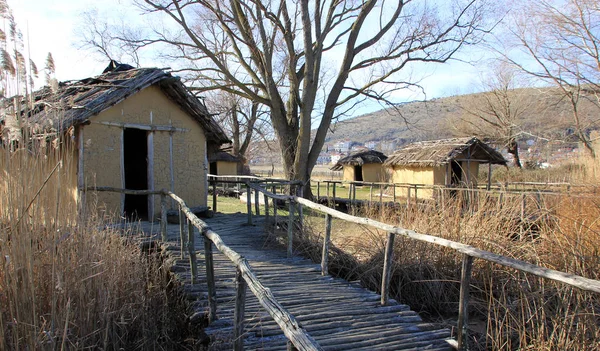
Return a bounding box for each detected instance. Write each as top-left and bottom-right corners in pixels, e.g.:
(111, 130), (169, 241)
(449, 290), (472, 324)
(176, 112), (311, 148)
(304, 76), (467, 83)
(507, 139), (522, 168)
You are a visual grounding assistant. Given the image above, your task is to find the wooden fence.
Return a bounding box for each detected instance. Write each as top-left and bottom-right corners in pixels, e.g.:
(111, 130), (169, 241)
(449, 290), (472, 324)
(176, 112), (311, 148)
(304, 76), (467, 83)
(242, 181), (600, 351)
(86, 185), (321, 351)
(87, 181), (600, 351)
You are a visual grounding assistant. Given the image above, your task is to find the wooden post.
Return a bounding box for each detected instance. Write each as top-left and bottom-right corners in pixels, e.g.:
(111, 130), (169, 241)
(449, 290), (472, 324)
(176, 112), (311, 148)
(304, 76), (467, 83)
(381, 232), (396, 306)
(379, 184), (383, 208)
(487, 163), (492, 191)
(332, 183), (336, 207)
(179, 207), (186, 259)
(348, 182), (352, 200)
(521, 193), (526, 220)
(457, 254), (474, 351)
(233, 268), (247, 351)
(392, 184), (396, 202)
(326, 182), (330, 204)
(264, 194), (270, 225)
(288, 200), (295, 258)
(160, 192), (168, 241)
(406, 187), (411, 209)
(255, 185), (260, 216)
(297, 184), (304, 230)
(369, 184), (373, 203)
(212, 181), (217, 212)
(188, 220), (197, 284)
(203, 233), (217, 322)
(321, 214), (332, 276)
(272, 185), (278, 225)
(246, 183), (252, 225)
(414, 185), (418, 203)
(316, 181), (320, 201)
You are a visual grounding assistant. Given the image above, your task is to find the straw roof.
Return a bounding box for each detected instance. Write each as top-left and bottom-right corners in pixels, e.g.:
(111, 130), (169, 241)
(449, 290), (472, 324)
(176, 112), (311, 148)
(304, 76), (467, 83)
(209, 151), (241, 163)
(4, 65), (230, 145)
(331, 150), (388, 171)
(384, 137), (507, 167)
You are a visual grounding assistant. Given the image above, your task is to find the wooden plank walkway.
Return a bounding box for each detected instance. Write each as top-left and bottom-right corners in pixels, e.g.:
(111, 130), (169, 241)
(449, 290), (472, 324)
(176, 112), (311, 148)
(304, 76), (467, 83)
(154, 213), (452, 350)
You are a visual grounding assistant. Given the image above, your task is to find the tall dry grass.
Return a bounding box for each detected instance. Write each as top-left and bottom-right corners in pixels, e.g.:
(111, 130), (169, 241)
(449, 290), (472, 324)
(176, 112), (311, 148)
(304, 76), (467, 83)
(0, 136), (190, 349)
(298, 187), (600, 350)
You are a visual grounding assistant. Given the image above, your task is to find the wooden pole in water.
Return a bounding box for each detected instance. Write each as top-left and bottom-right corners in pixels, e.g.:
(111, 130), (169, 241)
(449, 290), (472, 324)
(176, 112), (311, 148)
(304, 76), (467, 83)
(203, 233), (217, 322)
(288, 200), (295, 258)
(321, 214), (332, 276)
(457, 254), (474, 351)
(381, 232), (396, 306)
(246, 183), (252, 225)
(179, 207), (186, 259)
(160, 192), (168, 241)
(233, 267), (247, 351)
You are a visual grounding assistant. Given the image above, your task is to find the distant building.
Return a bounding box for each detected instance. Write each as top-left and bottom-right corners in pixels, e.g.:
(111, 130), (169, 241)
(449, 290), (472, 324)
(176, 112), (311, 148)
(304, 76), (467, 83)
(384, 137), (507, 198)
(209, 151), (242, 176)
(333, 140), (352, 153)
(365, 140), (378, 150)
(331, 150), (388, 182)
(317, 153), (331, 165)
(330, 153), (343, 165)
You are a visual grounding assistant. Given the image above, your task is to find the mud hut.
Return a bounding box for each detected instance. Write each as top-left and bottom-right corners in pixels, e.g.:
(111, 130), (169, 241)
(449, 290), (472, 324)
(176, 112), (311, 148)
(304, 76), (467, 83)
(384, 137), (506, 197)
(4, 62), (229, 220)
(331, 150), (388, 182)
(209, 151), (242, 176)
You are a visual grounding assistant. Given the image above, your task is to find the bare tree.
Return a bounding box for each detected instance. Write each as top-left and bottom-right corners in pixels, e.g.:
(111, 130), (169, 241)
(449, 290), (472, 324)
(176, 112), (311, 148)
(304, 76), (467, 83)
(504, 0), (600, 157)
(453, 63), (536, 168)
(110, 0), (492, 195)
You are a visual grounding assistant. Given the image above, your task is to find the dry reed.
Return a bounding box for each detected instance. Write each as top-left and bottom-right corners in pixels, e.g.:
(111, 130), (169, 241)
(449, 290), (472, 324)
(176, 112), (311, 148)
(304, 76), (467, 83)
(0, 134), (192, 349)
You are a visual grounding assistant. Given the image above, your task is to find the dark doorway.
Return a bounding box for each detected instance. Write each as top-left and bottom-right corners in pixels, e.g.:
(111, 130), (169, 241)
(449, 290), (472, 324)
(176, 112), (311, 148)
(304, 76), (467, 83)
(450, 160), (462, 185)
(354, 165), (364, 182)
(124, 128), (148, 220)
(209, 161), (218, 175)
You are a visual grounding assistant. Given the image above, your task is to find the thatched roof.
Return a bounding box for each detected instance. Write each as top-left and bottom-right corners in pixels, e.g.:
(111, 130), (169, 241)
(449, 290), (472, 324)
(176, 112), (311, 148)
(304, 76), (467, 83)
(3, 66), (230, 145)
(384, 137), (507, 167)
(331, 150), (388, 171)
(209, 151), (241, 163)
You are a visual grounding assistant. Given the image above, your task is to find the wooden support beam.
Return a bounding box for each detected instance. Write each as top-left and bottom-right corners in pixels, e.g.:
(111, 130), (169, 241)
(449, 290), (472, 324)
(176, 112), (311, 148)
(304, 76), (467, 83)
(457, 254), (474, 351)
(316, 181), (320, 201)
(381, 232), (396, 306)
(321, 214), (332, 276)
(179, 208), (186, 259)
(204, 234), (217, 322)
(233, 268), (247, 351)
(212, 181), (217, 212)
(406, 187), (411, 209)
(246, 184), (253, 225)
(160, 192), (168, 241)
(188, 220), (197, 284)
(288, 200), (295, 258)
(272, 185), (278, 226)
(255, 186), (260, 216)
(264, 194), (270, 226)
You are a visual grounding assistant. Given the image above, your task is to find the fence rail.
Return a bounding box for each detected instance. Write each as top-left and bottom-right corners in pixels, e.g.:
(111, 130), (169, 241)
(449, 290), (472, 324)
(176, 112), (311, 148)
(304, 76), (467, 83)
(243, 181), (600, 351)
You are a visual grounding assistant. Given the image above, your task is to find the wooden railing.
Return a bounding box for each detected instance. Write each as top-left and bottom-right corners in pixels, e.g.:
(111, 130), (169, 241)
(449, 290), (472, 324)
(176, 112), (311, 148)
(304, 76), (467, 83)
(243, 182), (600, 351)
(85, 186), (321, 351)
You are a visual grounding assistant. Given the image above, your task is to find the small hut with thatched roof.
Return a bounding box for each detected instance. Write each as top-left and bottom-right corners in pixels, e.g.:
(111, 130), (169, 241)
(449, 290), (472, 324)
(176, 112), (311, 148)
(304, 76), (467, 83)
(331, 150), (388, 182)
(384, 137), (506, 197)
(209, 151), (242, 176)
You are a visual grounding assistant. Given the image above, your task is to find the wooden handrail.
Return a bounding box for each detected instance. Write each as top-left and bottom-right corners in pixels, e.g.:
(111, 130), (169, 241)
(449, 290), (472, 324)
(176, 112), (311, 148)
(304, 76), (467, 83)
(166, 191), (322, 351)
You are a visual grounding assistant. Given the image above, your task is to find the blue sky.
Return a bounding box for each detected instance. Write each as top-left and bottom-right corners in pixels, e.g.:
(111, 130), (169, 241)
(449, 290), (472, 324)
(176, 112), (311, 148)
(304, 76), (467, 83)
(12, 0), (493, 116)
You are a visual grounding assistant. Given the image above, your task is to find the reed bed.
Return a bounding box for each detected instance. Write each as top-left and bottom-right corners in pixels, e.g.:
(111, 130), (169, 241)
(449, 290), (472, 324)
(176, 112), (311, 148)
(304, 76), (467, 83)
(0, 137), (191, 350)
(296, 183), (600, 350)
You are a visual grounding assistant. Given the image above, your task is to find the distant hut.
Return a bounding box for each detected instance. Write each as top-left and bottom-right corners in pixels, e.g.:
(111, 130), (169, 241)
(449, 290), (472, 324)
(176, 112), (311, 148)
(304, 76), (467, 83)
(384, 137), (506, 197)
(2, 62), (229, 220)
(209, 151), (242, 176)
(331, 150), (388, 182)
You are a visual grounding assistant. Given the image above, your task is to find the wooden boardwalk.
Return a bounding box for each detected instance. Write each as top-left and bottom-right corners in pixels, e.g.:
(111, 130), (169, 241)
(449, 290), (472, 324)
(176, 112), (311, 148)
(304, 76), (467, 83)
(156, 213), (452, 350)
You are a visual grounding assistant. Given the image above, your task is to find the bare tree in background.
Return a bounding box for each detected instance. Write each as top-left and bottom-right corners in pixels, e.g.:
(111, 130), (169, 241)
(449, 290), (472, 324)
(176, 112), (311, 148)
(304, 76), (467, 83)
(504, 0), (600, 157)
(454, 64), (536, 168)
(105, 0), (493, 196)
(205, 90), (271, 173)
